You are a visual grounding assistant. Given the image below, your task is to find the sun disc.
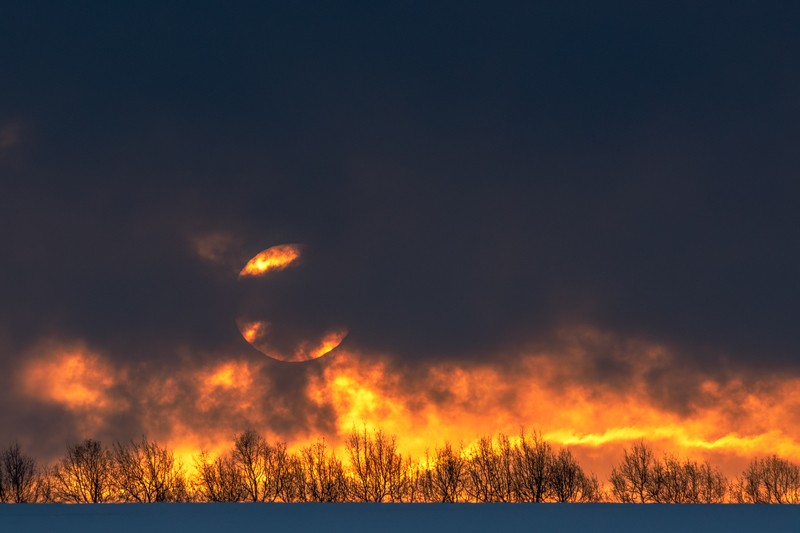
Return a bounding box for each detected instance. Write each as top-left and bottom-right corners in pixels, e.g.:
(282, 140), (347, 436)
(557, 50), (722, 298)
(236, 244), (347, 362)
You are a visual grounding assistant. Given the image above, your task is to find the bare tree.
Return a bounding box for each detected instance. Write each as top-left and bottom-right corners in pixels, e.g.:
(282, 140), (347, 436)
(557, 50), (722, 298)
(232, 429), (267, 502)
(275, 454), (305, 503)
(610, 444), (728, 504)
(230, 429), (295, 502)
(51, 439), (114, 503)
(35, 467), (55, 503)
(733, 456), (800, 504)
(297, 439), (348, 502)
(0, 428), (754, 504)
(431, 441), (466, 502)
(609, 441), (656, 503)
(464, 436), (495, 502)
(650, 455), (727, 503)
(684, 459), (727, 503)
(193, 451), (244, 502)
(511, 431), (552, 502)
(1, 442), (39, 502)
(417, 441), (467, 502)
(346, 427), (410, 502)
(465, 434), (515, 502)
(0, 448), (5, 502)
(579, 473), (604, 503)
(650, 455), (677, 503)
(262, 439), (295, 502)
(548, 448), (600, 502)
(111, 436), (187, 502)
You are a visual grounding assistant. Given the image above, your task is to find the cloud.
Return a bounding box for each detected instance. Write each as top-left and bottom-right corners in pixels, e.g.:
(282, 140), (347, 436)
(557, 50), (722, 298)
(5, 325), (800, 480)
(0, 120), (22, 150)
(0, 118), (28, 163)
(19, 343), (123, 412)
(192, 231), (240, 267)
(302, 330), (800, 477)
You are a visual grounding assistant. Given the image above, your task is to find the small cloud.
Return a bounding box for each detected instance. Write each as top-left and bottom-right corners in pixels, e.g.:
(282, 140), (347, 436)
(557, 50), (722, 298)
(0, 118), (30, 164)
(0, 120), (22, 149)
(191, 231), (246, 271)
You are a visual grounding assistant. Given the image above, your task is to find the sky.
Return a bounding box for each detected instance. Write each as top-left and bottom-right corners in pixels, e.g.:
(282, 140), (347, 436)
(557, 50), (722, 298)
(2, 2), (800, 476)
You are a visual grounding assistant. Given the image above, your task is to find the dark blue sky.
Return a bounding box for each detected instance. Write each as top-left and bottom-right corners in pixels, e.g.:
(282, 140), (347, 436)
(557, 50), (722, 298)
(2, 2), (800, 447)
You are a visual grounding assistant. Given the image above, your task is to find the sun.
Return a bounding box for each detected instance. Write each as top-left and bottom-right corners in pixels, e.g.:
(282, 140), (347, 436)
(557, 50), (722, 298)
(236, 244), (347, 362)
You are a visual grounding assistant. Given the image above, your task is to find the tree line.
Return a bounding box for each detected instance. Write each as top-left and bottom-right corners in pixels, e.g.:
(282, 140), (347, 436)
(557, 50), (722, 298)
(0, 430), (799, 503)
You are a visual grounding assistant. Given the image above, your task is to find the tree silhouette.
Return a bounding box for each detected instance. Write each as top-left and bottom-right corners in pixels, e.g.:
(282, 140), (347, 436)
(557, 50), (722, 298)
(651, 455), (727, 503)
(111, 436), (187, 502)
(691, 460), (727, 503)
(297, 439), (348, 502)
(416, 441), (467, 502)
(19, 427), (800, 504)
(511, 431), (552, 502)
(346, 427), (410, 502)
(51, 439), (114, 503)
(0, 447), (6, 503)
(194, 451), (244, 502)
(262, 438), (294, 502)
(610, 443), (728, 503)
(232, 429), (267, 502)
(465, 434), (515, 502)
(549, 448), (601, 502)
(230, 429), (295, 502)
(0, 442), (39, 503)
(609, 441), (656, 503)
(733, 456), (800, 503)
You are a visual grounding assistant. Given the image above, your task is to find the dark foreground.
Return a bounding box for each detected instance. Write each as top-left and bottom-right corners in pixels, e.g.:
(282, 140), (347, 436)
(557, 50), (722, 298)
(1, 503), (799, 533)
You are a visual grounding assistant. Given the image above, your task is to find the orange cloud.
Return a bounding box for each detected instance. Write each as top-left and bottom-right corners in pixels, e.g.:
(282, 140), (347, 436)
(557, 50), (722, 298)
(0, 120), (22, 150)
(304, 328), (800, 479)
(19, 343), (121, 411)
(17, 342), (127, 437)
(192, 231), (238, 264)
(22, 329), (800, 483)
(195, 360), (259, 413)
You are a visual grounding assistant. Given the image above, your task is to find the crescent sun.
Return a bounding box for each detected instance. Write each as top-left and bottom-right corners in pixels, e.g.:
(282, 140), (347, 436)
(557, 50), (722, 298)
(236, 244), (347, 362)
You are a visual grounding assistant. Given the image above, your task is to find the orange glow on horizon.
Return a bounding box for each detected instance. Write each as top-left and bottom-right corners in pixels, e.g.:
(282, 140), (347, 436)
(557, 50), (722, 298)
(21, 329), (800, 484)
(238, 244), (302, 278)
(301, 332), (800, 479)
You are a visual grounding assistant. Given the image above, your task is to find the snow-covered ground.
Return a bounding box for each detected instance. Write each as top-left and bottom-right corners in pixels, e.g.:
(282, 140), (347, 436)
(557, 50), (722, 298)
(2, 503), (798, 533)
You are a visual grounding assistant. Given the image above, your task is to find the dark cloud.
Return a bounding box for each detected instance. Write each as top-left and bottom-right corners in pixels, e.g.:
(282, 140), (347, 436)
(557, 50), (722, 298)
(2, 2), (800, 455)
